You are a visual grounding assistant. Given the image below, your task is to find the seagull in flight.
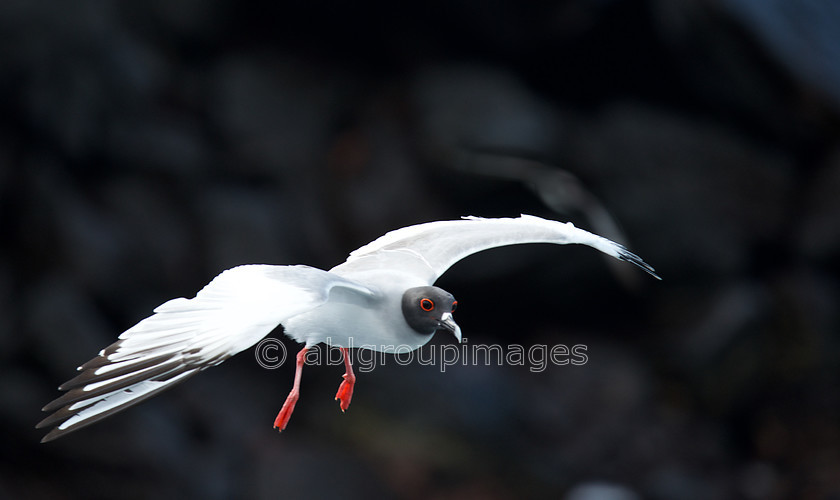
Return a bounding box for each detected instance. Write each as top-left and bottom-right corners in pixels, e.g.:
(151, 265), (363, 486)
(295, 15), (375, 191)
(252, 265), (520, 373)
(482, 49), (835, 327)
(38, 215), (659, 442)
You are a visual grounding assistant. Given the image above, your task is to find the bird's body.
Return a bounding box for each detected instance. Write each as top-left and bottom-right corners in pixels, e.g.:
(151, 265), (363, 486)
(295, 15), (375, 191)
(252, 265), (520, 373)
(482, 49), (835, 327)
(283, 269), (428, 351)
(38, 215), (659, 442)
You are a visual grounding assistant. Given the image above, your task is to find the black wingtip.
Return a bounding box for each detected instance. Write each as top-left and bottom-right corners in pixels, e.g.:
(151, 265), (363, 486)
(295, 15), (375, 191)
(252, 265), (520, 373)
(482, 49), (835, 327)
(38, 425), (64, 443)
(617, 247), (661, 280)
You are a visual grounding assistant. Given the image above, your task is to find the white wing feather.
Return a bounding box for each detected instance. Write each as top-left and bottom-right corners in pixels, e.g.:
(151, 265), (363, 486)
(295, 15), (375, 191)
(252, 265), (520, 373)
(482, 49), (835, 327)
(332, 214), (659, 283)
(37, 264), (373, 442)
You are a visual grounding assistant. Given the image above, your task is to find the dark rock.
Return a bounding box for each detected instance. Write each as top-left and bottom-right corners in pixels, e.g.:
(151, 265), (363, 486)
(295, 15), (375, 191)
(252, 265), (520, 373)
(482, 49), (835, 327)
(24, 274), (112, 372)
(412, 64), (564, 154)
(798, 149), (840, 263)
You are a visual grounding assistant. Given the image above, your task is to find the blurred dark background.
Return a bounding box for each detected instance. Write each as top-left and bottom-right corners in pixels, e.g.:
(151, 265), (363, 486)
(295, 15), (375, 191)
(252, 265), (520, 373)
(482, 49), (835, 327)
(3, 0), (840, 498)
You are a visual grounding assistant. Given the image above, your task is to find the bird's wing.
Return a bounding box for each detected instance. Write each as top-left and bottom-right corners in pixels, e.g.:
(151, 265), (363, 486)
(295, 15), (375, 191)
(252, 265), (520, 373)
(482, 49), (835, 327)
(331, 214), (660, 283)
(38, 264), (374, 442)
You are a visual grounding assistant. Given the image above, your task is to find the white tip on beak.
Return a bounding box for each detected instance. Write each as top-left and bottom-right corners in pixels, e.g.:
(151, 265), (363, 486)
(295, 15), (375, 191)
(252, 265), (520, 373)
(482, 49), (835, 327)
(439, 312), (462, 342)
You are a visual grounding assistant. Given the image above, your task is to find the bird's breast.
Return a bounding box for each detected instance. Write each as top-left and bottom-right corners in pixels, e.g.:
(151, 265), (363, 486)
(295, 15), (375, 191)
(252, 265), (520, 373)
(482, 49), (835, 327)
(282, 298), (433, 352)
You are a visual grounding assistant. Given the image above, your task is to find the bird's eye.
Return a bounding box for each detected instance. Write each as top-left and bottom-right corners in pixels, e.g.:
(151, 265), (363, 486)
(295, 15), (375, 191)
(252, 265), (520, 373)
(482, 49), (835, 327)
(451, 300), (458, 312)
(420, 298), (435, 311)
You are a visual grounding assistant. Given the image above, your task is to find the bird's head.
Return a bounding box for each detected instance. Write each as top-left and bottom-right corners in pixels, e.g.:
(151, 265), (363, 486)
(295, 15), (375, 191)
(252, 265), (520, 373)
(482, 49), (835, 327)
(401, 286), (461, 341)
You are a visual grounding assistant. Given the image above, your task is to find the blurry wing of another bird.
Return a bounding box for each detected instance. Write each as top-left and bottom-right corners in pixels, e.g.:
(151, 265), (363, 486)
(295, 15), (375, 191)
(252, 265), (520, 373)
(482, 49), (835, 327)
(449, 150), (643, 287)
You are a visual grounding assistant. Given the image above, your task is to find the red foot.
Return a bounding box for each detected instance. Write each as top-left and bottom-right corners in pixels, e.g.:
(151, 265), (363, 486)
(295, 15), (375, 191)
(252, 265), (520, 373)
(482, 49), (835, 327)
(335, 373), (355, 412)
(273, 347), (308, 432)
(273, 390), (299, 431)
(334, 347), (356, 412)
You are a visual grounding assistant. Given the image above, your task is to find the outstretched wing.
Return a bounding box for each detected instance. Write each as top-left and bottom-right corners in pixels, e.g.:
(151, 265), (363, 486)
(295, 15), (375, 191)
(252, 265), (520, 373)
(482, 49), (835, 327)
(38, 264), (374, 442)
(331, 214), (660, 283)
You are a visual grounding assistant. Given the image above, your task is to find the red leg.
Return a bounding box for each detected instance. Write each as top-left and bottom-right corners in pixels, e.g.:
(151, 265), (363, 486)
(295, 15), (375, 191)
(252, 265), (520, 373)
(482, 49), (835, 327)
(273, 347), (308, 431)
(334, 348), (355, 412)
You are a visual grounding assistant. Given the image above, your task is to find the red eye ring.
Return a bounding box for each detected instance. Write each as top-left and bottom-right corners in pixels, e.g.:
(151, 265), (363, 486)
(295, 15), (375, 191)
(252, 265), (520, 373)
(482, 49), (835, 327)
(420, 298), (435, 311)
(451, 300), (458, 312)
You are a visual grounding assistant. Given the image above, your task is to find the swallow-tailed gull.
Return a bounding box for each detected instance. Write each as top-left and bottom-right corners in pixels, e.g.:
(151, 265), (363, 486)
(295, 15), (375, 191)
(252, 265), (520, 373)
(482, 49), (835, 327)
(38, 215), (659, 442)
